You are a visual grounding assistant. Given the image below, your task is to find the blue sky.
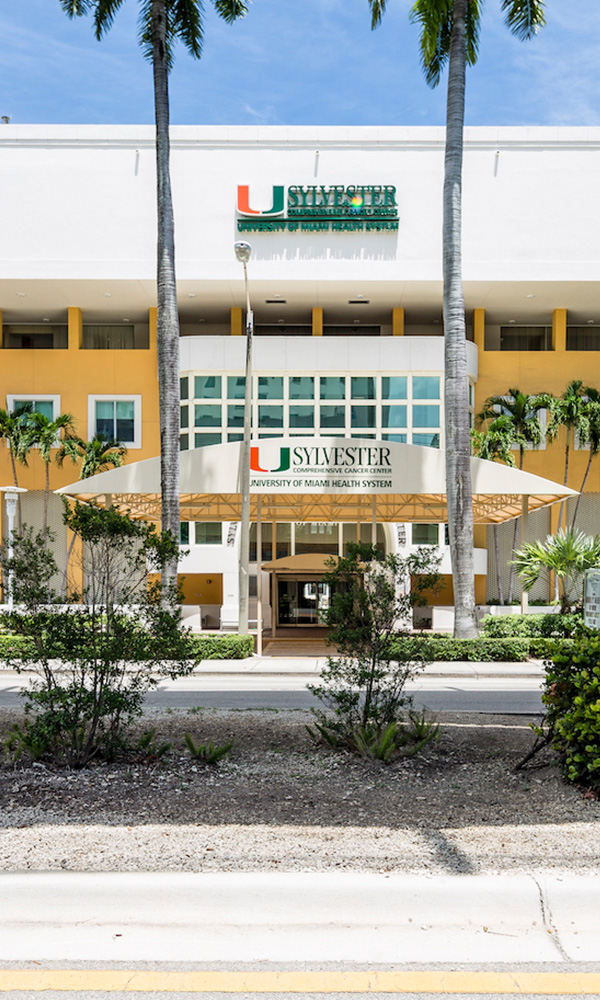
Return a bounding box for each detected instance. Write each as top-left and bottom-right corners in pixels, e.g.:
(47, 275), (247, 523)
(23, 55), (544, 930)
(1, 0), (599, 127)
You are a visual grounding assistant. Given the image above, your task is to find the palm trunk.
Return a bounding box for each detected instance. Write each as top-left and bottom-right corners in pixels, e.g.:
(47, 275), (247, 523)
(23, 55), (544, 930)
(558, 433), (570, 531)
(507, 449), (524, 604)
(43, 461), (50, 536)
(443, 0), (478, 638)
(571, 447), (594, 530)
(493, 524), (504, 606)
(152, 0), (181, 600)
(9, 451), (23, 533)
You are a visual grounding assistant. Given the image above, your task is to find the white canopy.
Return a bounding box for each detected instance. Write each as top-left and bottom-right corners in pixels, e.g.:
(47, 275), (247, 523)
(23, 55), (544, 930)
(56, 437), (577, 524)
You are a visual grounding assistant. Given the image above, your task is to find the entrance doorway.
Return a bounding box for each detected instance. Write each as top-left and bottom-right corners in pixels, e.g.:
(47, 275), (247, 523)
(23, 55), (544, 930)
(277, 579), (331, 627)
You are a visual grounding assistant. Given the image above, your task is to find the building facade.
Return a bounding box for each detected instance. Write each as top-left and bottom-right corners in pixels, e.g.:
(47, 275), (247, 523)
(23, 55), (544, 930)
(2, 125), (600, 625)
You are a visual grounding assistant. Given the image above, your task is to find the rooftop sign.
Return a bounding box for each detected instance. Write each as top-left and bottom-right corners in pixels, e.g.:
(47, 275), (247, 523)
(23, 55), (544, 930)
(237, 184), (399, 233)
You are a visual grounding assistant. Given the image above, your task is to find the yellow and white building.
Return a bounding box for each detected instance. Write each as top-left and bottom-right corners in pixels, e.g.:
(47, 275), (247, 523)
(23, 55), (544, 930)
(1, 124), (600, 627)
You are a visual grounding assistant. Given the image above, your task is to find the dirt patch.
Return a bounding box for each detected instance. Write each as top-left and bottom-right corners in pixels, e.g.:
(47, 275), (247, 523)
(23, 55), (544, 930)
(1, 706), (599, 873)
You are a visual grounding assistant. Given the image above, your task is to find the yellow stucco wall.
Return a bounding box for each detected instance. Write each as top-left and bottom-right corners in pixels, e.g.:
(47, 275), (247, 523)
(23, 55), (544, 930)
(474, 307), (600, 494)
(0, 308), (160, 495)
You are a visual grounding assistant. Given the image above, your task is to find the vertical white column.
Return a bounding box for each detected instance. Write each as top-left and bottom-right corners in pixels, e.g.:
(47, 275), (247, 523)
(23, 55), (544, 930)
(256, 495), (262, 656)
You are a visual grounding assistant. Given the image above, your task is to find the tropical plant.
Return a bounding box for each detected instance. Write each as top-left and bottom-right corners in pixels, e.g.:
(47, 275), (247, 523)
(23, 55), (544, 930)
(368, 0), (546, 638)
(476, 388), (546, 602)
(0, 503), (197, 768)
(183, 732), (234, 765)
(25, 410), (76, 534)
(571, 386), (600, 530)
(0, 407), (35, 530)
(58, 432), (127, 481)
(545, 380), (586, 530)
(57, 433), (128, 593)
(308, 542), (441, 744)
(511, 528), (600, 613)
(60, 0), (249, 594)
(471, 413), (516, 605)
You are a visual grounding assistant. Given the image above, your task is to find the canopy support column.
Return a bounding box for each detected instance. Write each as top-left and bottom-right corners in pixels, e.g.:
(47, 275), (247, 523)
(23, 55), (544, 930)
(256, 495), (263, 656)
(520, 495), (529, 615)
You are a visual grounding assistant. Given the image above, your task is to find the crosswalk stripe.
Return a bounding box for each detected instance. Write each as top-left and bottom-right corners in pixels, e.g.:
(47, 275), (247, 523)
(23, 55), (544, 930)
(0, 970), (599, 993)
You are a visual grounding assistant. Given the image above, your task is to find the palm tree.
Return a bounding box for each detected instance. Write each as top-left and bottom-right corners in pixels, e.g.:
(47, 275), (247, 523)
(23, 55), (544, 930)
(512, 528), (600, 613)
(476, 387), (546, 602)
(369, 0), (546, 637)
(57, 433), (128, 594)
(571, 386), (600, 530)
(546, 380), (587, 530)
(27, 411), (76, 534)
(58, 433), (127, 481)
(471, 414), (516, 606)
(0, 406), (36, 530)
(60, 0), (248, 596)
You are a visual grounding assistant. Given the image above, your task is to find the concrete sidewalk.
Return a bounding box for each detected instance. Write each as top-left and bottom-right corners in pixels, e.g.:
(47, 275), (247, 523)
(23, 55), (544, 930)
(0, 872), (596, 963)
(197, 655), (546, 678)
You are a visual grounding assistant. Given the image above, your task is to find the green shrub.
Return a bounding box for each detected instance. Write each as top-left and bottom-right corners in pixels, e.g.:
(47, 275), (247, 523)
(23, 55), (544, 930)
(539, 632), (600, 792)
(389, 636), (530, 662)
(529, 637), (576, 659)
(189, 634), (253, 660)
(480, 612), (583, 640)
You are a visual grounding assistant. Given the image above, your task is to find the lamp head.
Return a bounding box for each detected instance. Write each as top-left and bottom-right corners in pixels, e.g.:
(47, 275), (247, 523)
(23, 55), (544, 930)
(234, 241), (252, 264)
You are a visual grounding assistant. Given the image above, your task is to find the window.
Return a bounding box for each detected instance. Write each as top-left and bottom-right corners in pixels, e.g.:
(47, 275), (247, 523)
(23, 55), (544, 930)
(258, 376), (283, 400)
(320, 376), (345, 400)
(351, 405), (376, 428)
(258, 405), (283, 429)
(195, 523), (222, 545)
(382, 405), (407, 429)
(195, 432), (222, 448)
(289, 376), (314, 400)
(289, 405), (314, 429)
(194, 404), (221, 427)
(351, 376), (376, 400)
(413, 376), (440, 399)
(179, 522), (190, 545)
(412, 524), (439, 545)
(228, 376), (246, 399)
(180, 407), (189, 429)
(82, 325), (135, 350)
(3, 325), (67, 350)
(382, 376), (407, 400)
(88, 395), (141, 448)
(194, 375), (221, 399)
(413, 432), (440, 449)
(180, 377), (189, 401)
(8, 396), (57, 420)
(320, 405), (345, 429)
(413, 404), (440, 428)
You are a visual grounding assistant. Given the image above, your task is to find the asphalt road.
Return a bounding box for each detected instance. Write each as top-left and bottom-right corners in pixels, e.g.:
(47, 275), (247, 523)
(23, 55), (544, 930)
(0, 672), (544, 714)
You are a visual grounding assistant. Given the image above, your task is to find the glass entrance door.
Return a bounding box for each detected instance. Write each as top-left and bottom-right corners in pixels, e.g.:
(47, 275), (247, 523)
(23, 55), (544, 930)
(277, 580), (330, 626)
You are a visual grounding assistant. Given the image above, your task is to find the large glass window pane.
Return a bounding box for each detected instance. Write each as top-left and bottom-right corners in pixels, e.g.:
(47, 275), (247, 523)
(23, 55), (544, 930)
(180, 434), (189, 451)
(227, 405), (245, 428)
(36, 401), (54, 420)
(413, 432), (440, 449)
(320, 405), (345, 429)
(289, 376), (314, 400)
(412, 404), (440, 428)
(195, 432), (222, 448)
(180, 406), (189, 429)
(180, 377), (189, 401)
(412, 523), (439, 545)
(289, 405), (314, 429)
(179, 522), (190, 545)
(351, 376), (376, 400)
(96, 400), (114, 439)
(320, 376), (345, 400)
(413, 376), (440, 399)
(195, 522), (223, 545)
(194, 404), (221, 427)
(227, 376), (246, 399)
(382, 376), (407, 400)
(227, 432), (243, 442)
(382, 405), (407, 428)
(258, 406), (283, 428)
(115, 401), (135, 442)
(194, 375), (221, 399)
(351, 405), (376, 428)
(258, 376), (283, 400)
(382, 433), (407, 443)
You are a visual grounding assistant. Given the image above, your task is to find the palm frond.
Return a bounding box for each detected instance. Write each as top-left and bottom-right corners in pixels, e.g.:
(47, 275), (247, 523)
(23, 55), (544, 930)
(368, 0), (387, 29)
(502, 0), (546, 41)
(213, 0), (249, 26)
(59, 0), (94, 16)
(92, 0), (126, 39)
(173, 0), (204, 58)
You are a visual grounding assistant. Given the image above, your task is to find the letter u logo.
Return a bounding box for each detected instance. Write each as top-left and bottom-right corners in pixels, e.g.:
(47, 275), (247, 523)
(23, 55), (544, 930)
(237, 185), (285, 217)
(251, 446), (290, 473)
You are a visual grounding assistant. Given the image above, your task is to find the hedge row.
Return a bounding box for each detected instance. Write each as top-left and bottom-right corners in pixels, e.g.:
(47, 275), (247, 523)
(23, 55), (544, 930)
(480, 613), (582, 639)
(0, 632), (254, 662)
(389, 636), (531, 662)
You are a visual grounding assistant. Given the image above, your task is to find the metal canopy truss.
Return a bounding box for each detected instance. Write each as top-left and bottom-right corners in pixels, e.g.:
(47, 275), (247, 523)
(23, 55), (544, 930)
(67, 489), (566, 526)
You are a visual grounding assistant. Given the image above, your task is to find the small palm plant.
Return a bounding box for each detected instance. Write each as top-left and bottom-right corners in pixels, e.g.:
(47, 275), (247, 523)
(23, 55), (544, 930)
(511, 529), (600, 613)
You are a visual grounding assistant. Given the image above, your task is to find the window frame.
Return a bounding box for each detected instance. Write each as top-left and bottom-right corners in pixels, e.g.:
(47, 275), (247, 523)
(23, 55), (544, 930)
(88, 394), (142, 449)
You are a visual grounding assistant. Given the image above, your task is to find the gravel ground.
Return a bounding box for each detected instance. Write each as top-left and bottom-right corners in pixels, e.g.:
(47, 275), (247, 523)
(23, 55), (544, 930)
(1, 706), (599, 874)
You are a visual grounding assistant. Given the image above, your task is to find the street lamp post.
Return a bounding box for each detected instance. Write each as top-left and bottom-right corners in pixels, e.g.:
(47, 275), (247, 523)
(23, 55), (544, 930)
(234, 241), (254, 635)
(0, 487), (27, 610)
